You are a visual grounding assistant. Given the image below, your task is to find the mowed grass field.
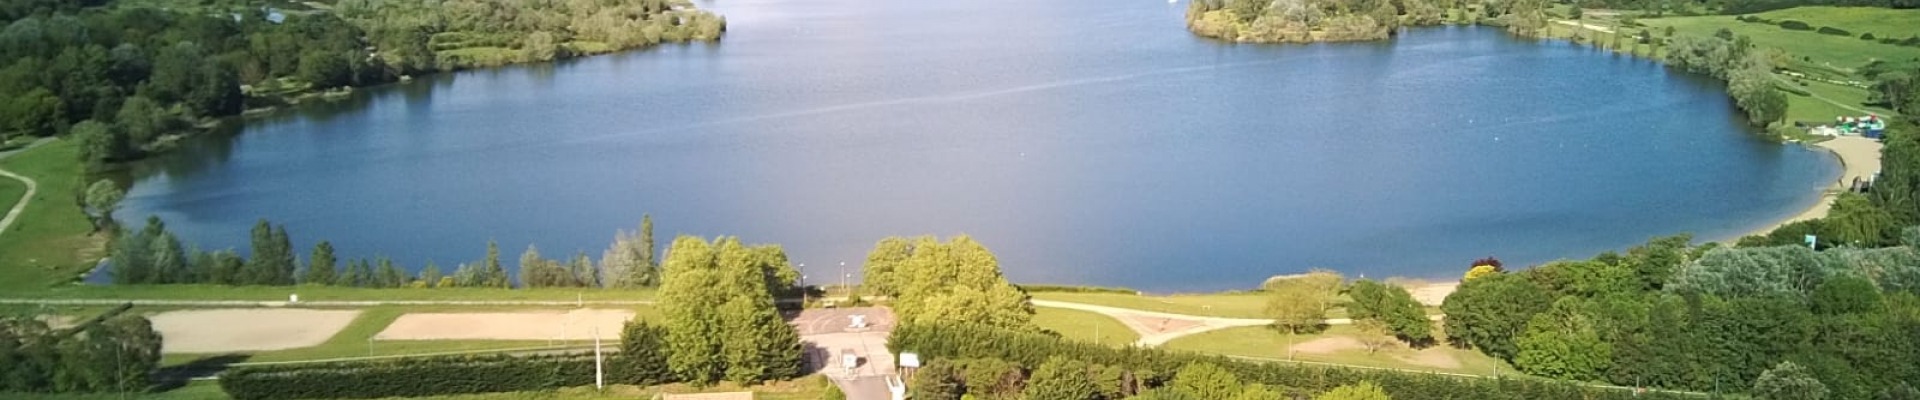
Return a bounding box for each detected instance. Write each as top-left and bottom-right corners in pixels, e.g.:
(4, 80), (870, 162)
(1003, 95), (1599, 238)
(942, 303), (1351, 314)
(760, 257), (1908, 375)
(1638, 7), (1920, 72)
(1032, 307), (1140, 346)
(9, 373), (832, 400)
(157, 305), (660, 366)
(1164, 324), (1513, 377)
(0, 139), (106, 292)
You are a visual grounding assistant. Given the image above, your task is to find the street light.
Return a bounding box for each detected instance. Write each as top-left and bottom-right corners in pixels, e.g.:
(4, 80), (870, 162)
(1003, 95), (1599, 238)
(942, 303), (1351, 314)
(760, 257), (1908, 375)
(840, 262), (848, 297)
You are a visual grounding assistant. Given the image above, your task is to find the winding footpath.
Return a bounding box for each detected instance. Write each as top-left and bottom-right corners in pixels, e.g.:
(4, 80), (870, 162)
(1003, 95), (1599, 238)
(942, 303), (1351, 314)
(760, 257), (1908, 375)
(1032, 299), (1440, 347)
(0, 138), (51, 239)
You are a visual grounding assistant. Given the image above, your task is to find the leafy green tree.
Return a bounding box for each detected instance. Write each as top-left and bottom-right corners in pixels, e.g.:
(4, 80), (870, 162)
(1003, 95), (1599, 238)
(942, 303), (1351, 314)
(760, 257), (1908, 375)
(109, 222), (154, 284)
(375, 257), (405, 288)
(910, 360), (963, 400)
(147, 231), (187, 284)
(1754, 361), (1829, 400)
(302, 241), (337, 285)
(1811, 275), (1882, 315)
(1172, 362), (1242, 398)
(861, 236), (913, 297)
(244, 220), (276, 285)
(1441, 272), (1552, 361)
(1022, 356), (1101, 400)
(482, 240), (509, 288)
(207, 250), (244, 285)
(82, 179), (122, 232)
(72, 120), (128, 168)
(1265, 277), (1332, 334)
(418, 262), (442, 288)
(660, 236), (723, 385)
(1514, 298), (1612, 381)
(1316, 381), (1391, 400)
(1346, 280), (1432, 345)
(613, 320), (670, 385)
(885, 236), (1034, 331)
(114, 96), (164, 148)
(569, 252), (597, 287)
(523, 31), (560, 62)
(601, 218), (657, 288)
(1826, 193), (1900, 247)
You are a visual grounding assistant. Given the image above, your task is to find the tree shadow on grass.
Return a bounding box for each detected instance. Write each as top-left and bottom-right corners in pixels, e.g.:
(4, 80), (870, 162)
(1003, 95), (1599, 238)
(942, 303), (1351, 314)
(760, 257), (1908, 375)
(151, 354), (252, 392)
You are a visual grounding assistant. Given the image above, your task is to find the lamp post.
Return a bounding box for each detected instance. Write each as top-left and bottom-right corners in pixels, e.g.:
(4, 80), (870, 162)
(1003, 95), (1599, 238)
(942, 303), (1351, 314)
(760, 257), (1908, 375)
(840, 262), (848, 297)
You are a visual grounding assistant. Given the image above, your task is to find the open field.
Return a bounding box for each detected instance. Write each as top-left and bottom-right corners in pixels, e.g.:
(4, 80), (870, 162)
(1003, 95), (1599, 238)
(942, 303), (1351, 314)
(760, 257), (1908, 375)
(377, 308), (635, 340)
(1031, 291), (1273, 319)
(0, 140), (105, 292)
(1032, 307), (1140, 346)
(1164, 324), (1513, 376)
(153, 308), (361, 353)
(161, 305), (658, 365)
(1638, 8), (1920, 73)
(0, 176), (21, 230)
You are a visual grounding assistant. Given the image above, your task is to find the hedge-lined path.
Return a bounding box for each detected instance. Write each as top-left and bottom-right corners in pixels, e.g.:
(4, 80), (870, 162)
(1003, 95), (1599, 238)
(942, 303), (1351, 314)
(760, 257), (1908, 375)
(0, 138), (53, 239)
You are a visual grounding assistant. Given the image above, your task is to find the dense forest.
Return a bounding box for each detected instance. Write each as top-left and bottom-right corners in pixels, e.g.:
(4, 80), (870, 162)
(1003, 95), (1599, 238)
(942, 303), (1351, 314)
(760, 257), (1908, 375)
(0, 0), (722, 166)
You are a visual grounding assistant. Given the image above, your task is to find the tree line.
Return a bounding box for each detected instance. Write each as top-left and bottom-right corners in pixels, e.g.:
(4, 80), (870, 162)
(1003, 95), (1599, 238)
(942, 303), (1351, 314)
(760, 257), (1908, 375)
(108, 214), (664, 289)
(0, 312), (162, 394)
(1442, 231), (1920, 399)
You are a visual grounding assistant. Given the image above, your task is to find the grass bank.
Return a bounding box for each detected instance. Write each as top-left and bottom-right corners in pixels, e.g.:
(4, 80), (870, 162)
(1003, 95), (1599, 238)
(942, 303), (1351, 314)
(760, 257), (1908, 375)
(9, 373), (831, 400)
(1164, 324), (1514, 377)
(1032, 291), (1272, 319)
(0, 139), (106, 292)
(1032, 307), (1139, 346)
(1637, 7), (1920, 72)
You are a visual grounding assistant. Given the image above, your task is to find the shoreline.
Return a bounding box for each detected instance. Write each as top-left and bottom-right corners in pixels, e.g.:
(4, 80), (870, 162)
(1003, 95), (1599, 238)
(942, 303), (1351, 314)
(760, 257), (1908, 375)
(1724, 135), (1884, 242)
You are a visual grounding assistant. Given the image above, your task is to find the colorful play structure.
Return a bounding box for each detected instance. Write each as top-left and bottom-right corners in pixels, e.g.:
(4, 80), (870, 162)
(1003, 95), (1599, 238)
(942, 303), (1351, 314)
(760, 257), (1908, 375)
(1810, 114), (1888, 138)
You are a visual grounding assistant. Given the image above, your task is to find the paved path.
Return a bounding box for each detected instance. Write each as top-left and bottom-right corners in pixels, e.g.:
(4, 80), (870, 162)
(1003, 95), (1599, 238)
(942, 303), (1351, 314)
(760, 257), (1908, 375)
(0, 138), (53, 239)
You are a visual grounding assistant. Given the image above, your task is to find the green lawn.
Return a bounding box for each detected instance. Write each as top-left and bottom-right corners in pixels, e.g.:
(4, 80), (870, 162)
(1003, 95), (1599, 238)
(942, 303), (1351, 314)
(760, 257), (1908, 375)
(0, 174), (22, 223)
(0, 139), (106, 292)
(1032, 307), (1139, 347)
(1638, 7), (1920, 73)
(1033, 291), (1272, 318)
(1164, 324), (1513, 377)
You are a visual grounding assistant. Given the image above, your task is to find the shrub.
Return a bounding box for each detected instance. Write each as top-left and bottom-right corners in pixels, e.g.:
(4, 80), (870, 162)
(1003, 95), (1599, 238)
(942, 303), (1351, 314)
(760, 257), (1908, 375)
(1816, 26), (1851, 36)
(217, 353), (662, 400)
(1777, 20), (1812, 30)
(1862, 33), (1877, 40)
(1903, 36), (1920, 46)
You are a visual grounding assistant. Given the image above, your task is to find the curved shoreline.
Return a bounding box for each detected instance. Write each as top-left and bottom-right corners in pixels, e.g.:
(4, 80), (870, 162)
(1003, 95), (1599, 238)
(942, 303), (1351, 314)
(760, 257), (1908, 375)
(1722, 136), (1883, 242)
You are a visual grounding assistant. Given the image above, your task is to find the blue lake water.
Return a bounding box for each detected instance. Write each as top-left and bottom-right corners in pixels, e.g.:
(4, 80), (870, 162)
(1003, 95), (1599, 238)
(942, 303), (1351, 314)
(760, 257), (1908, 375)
(117, 0), (1838, 291)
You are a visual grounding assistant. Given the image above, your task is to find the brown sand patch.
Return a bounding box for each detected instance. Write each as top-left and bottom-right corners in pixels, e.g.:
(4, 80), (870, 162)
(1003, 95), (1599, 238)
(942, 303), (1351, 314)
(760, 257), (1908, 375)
(1407, 282), (1457, 306)
(152, 309), (360, 353)
(1398, 349), (1463, 369)
(1114, 314), (1204, 335)
(1290, 336), (1364, 354)
(375, 309), (633, 341)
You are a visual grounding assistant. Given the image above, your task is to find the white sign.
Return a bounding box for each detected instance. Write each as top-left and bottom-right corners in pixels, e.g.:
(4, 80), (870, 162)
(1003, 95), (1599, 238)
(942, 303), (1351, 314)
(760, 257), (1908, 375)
(899, 352), (921, 368)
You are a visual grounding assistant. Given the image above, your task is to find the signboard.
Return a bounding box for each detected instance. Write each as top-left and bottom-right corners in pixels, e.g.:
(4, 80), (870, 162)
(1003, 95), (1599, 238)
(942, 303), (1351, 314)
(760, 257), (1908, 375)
(899, 352), (921, 368)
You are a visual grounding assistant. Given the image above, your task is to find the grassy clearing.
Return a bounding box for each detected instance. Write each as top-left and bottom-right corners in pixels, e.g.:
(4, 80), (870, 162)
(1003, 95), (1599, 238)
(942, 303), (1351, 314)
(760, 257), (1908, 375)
(1164, 324), (1514, 377)
(1032, 307), (1140, 347)
(1638, 8), (1920, 72)
(0, 174), (21, 221)
(0, 139), (106, 292)
(1033, 291), (1271, 318)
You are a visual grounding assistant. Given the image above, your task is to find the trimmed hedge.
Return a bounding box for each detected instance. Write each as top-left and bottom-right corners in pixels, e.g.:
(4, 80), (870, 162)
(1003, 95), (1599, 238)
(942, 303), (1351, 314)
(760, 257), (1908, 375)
(218, 353), (617, 400)
(889, 322), (1691, 400)
(1863, 32), (1877, 40)
(1777, 20), (1812, 30)
(1817, 26), (1851, 36)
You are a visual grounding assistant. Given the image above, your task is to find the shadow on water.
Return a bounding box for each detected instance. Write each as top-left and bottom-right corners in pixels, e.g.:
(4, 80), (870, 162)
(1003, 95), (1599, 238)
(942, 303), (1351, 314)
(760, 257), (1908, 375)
(151, 354), (252, 391)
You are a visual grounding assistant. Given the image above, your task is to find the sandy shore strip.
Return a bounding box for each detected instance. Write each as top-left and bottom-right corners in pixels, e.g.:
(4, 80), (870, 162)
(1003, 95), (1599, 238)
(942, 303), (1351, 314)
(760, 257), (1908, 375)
(1734, 136), (1884, 240)
(152, 309), (361, 353)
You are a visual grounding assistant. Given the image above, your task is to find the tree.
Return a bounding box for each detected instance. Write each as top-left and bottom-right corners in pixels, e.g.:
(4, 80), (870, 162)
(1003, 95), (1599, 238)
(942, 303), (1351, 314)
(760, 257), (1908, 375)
(1346, 280), (1432, 345)
(1354, 319), (1396, 354)
(1172, 362), (1242, 398)
(1022, 356), (1101, 400)
(861, 236), (912, 297)
(374, 257), (404, 288)
(482, 240), (509, 288)
(660, 236), (723, 385)
(302, 241), (337, 285)
(147, 231), (187, 284)
(1513, 298), (1612, 381)
(602, 217), (658, 288)
(569, 252), (597, 287)
(270, 225), (296, 284)
(1265, 276), (1332, 334)
(245, 220), (276, 285)
(885, 236), (1035, 331)
(1754, 361), (1829, 400)
(1441, 272), (1552, 361)
(109, 221), (155, 284)
(1316, 381), (1391, 400)
(613, 320), (671, 385)
(73, 120), (128, 168)
(82, 179), (122, 232)
(523, 31), (560, 62)
(114, 96), (164, 147)
(418, 262), (442, 288)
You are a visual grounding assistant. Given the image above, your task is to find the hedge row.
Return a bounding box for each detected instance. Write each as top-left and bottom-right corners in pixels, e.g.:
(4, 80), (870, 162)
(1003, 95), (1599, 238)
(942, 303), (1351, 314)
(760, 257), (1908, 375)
(1817, 26), (1852, 36)
(1015, 284), (1139, 294)
(218, 353), (659, 400)
(1777, 19), (1813, 30)
(889, 322), (1693, 400)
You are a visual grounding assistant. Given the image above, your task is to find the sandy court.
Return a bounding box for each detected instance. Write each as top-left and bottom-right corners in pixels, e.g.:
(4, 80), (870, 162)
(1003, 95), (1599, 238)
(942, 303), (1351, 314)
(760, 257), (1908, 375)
(151, 309), (360, 353)
(375, 308), (634, 341)
(1406, 282), (1457, 306)
(1290, 336), (1364, 354)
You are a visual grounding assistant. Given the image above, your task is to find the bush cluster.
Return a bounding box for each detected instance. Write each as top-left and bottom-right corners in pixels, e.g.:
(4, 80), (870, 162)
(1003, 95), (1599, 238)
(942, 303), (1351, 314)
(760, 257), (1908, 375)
(1816, 26), (1851, 36)
(218, 353), (646, 400)
(1776, 19), (1813, 30)
(888, 322), (1688, 400)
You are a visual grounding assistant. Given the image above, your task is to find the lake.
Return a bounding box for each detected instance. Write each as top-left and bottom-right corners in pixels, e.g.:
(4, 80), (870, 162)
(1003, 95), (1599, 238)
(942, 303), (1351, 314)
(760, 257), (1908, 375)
(117, 0), (1838, 292)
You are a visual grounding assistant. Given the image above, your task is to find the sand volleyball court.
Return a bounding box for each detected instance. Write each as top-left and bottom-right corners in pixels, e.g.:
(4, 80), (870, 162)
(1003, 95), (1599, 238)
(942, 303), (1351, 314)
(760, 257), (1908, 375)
(375, 308), (634, 341)
(152, 309), (361, 353)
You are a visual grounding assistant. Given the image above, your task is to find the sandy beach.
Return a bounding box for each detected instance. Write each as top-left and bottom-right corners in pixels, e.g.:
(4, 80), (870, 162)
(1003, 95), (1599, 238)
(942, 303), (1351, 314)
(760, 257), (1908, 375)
(1733, 136), (1884, 241)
